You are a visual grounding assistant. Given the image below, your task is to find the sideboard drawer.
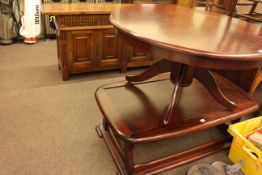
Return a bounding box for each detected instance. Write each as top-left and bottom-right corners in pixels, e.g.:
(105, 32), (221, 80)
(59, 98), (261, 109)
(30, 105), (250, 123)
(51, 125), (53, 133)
(58, 14), (111, 27)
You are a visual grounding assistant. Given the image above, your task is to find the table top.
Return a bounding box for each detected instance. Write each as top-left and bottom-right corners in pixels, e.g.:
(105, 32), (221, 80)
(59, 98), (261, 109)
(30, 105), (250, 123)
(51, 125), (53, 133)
(41, 3), (133, 15)
(110, 4), (262, 61)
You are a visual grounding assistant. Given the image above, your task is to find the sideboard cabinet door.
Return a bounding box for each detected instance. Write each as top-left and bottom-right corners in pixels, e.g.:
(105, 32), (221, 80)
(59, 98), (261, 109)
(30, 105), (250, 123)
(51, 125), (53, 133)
(67, 30), (99, 73)
(99, 28), (121, 68)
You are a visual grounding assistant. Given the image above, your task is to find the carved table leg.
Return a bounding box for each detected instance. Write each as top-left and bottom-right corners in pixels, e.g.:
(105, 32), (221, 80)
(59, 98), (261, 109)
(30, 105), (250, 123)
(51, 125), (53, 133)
(163, 83), (182, 125)
(162, 64), (195, 125)
(195, 68), (237, 110)
(126, 59), (179, 83)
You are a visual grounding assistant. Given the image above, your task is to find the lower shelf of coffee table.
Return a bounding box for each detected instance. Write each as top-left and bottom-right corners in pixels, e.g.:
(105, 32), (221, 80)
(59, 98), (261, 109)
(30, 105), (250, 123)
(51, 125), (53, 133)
(96, 73), (258, 143)
(95, 73), (258, 174)
(97, 123), (231, 175)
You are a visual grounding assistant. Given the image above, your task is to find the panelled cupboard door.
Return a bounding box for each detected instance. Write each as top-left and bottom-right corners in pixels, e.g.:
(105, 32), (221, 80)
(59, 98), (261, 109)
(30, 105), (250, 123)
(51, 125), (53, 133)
(67, 30), (98, 72)
(100, 28), (121, 67)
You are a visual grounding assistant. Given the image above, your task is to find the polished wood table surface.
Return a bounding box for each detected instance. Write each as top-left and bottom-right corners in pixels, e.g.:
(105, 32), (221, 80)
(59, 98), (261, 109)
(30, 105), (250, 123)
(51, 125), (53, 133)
(96, 4), (262, 175)
(110, 4), (262, 68)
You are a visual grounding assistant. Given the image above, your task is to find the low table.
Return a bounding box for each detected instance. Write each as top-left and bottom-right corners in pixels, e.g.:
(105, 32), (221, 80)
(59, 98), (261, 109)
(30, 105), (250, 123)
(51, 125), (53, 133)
(96, 4), (262, 175)
(96, 73), (258, 174)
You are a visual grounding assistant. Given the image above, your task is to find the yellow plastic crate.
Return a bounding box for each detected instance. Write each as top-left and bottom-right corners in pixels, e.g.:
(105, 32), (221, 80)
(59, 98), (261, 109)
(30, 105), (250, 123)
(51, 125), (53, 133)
(228, 116), (262, 175)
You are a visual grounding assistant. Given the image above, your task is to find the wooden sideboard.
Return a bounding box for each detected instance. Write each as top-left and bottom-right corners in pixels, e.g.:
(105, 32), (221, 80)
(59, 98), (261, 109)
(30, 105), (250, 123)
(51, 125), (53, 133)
(42, 4), (158, 80)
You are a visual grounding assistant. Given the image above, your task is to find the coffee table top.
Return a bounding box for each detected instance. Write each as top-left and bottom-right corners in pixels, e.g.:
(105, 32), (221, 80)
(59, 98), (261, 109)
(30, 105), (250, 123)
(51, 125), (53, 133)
(110, 4), (262, 62)
(95, 73), (258, 143)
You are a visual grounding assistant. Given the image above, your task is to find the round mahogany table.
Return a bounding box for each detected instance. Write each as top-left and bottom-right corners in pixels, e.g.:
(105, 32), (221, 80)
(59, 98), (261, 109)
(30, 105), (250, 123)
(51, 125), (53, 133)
(110, 4), (262, 124)
(110, 4), (262, 69)
(96, 4), (262, 175)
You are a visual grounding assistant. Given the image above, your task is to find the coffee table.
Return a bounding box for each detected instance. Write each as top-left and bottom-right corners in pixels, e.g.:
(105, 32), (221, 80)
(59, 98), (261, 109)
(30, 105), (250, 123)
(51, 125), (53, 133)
(96, 4), (262, 175)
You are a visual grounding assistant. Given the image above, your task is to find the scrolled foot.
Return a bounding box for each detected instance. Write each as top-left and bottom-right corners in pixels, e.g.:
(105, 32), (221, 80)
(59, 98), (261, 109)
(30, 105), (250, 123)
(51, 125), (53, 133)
(126, 59), (178, 83)
(195, 68), (237, 110)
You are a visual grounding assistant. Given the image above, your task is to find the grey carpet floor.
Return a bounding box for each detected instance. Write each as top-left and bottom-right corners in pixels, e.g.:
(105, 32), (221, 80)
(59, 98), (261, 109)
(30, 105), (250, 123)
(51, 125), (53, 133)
(0, 40), (261, 175)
